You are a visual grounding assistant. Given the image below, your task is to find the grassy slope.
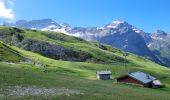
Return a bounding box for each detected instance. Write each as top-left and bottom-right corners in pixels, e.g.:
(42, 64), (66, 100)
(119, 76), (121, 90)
(0, 41), (25, 62)
(0, 45), (170, 100)
(0, 27), (170, 99)
(0, 27), (126, 63)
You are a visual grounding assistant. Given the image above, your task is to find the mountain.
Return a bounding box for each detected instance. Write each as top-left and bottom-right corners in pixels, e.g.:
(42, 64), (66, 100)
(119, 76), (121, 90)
(3, 19), (61, 30)
(3, 19), (168, 67)
(147, 30), (170, 67)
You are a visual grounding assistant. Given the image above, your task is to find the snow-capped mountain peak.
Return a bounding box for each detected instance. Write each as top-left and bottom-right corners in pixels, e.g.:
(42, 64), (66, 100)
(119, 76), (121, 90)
(3, 19), (146, 39)
(106, 20), (129, 29)
(111, 20), (126, 25)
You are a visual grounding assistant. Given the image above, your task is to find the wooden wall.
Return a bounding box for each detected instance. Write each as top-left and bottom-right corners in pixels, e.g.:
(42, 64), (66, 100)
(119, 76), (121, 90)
(117, 76), (143, 85)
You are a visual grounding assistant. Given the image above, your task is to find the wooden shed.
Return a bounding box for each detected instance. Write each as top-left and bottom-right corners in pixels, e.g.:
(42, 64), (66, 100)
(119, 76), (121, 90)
(116, 71), (162, 88)
(96, 70), (112, 80)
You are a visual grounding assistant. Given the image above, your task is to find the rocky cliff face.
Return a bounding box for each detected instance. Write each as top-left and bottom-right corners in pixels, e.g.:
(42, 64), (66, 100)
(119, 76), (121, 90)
(20, 39), (92, 61)
(147, 30), (170, 66)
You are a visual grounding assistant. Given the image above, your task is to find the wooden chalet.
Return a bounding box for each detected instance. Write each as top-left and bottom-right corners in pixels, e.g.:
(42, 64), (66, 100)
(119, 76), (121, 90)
(116, 71), (163, 88)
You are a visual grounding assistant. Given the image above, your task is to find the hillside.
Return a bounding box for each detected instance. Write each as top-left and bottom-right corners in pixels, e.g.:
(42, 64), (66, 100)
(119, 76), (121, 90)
(0, 26), (170, 99)
(0, 26), (126, 64)
(0, 41), (24, 62)
(4, 19), (166, 67)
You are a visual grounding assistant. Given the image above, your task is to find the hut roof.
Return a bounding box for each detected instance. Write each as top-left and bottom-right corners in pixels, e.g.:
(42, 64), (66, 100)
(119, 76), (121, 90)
(128, 71), (156, 84)
(97, 70), (112, 75)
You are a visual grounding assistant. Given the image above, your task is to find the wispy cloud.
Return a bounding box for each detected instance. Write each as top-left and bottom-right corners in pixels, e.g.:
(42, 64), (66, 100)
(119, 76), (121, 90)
(0, 0), (15, 20)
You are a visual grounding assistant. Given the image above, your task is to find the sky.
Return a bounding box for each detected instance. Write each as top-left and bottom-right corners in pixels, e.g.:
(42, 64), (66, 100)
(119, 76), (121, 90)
(0, 0), (170, 32)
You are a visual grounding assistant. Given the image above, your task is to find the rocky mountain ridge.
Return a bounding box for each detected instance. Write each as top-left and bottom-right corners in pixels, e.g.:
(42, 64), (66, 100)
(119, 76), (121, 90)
(3, 19), (170, 67)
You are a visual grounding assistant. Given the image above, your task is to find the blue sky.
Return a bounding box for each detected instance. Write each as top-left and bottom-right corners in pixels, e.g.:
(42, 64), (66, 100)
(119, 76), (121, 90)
(0, 0), (170, 32)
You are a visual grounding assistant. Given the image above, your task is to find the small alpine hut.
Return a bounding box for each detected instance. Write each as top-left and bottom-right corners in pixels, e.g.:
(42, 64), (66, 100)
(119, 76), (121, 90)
(96, 70), (112, 80)
(116, 71), (163, 88)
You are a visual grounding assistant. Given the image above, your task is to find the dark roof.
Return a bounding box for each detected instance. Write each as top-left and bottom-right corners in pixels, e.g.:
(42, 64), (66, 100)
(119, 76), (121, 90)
(117, 71), (156, 84)
(128, 71), (156, 84)
(96, 70), (112, 75)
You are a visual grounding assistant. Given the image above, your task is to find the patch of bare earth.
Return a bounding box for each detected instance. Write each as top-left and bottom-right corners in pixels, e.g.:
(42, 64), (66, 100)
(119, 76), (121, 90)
(0, 86), (83, 98)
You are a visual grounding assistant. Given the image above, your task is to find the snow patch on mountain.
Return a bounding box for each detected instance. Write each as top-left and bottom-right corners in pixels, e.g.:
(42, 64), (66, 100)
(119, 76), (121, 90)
(106, 20), (126, 29)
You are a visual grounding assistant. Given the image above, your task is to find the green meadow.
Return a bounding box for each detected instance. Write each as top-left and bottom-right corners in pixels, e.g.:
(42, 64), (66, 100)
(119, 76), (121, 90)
(0, 27), (170, 100)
